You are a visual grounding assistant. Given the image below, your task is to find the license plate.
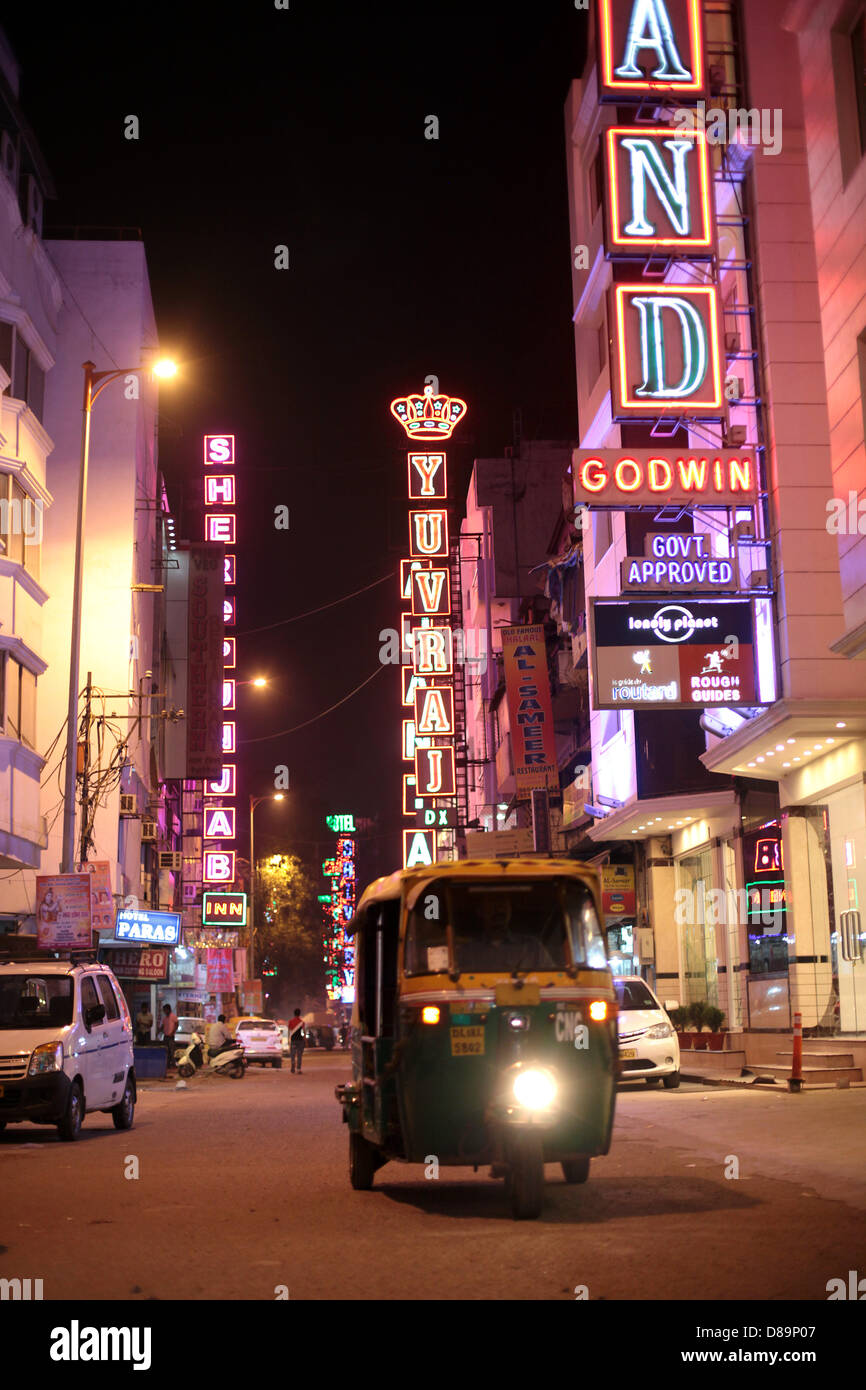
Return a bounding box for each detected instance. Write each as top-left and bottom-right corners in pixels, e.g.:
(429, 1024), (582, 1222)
(619, 1048), (637, 1059)
(450, 1026), (485, 1056)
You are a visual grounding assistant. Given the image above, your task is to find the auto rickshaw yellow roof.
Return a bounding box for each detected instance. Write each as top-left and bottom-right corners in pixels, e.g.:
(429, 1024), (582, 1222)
(347, 857), (600, 935)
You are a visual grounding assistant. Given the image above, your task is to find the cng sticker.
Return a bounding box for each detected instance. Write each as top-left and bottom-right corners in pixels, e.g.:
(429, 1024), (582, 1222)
(450, 1026), (485, 1056)
(555, 1008), (589, 1049)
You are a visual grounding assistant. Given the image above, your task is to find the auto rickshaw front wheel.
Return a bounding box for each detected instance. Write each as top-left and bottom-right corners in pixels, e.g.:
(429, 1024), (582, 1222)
(349, 1131), (380, 1190)
(505, 1132), (545, 1220)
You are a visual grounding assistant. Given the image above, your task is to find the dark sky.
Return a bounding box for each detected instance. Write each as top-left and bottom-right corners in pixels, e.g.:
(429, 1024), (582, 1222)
(6, 1), (588, 885)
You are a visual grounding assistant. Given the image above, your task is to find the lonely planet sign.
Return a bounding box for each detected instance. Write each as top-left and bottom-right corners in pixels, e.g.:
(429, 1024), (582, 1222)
(114, 908), (181, 946)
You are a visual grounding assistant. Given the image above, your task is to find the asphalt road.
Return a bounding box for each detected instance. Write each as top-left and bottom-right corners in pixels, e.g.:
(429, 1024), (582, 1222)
(2, 1053), (865, 1301)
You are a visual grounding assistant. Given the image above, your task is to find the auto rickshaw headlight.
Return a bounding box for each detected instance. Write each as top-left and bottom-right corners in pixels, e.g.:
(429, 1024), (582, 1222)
(512, 1067), (557, 1111)
(589, 1000), (608, 1022)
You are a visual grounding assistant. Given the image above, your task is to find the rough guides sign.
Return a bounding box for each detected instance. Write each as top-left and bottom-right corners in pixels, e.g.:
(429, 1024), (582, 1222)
(501, 626), (559, 793)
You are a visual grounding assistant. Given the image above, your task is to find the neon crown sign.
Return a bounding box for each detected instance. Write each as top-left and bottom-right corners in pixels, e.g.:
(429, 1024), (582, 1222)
(390, 383), (468, 440)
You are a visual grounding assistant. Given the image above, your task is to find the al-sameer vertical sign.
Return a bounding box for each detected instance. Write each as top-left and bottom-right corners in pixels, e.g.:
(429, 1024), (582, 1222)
(501, 626), (559, 793)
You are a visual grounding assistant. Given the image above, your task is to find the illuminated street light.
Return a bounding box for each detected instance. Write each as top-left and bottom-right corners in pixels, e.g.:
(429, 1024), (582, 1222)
(61, 358), (179, 872)
(152, 357), (178, 379)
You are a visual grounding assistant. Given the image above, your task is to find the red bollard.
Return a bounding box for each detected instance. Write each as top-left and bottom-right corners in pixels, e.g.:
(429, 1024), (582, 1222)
(788, 1010), (803, 1093)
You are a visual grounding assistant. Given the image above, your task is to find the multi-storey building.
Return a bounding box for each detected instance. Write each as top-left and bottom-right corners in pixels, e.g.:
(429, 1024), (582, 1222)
(565, 0), (866, 1050)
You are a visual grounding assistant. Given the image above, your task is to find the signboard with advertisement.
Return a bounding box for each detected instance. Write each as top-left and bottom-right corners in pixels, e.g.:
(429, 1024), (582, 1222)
(114, 908), (181, 946)
(464, 828), (535, 859)
(36, 875), (93, 951)
(501, 625), (559, 794)
(74, 861), (114, 931)
(602, 864), (636, 918)
(589, 598), (756, 710)
(108, 948), (170, 982)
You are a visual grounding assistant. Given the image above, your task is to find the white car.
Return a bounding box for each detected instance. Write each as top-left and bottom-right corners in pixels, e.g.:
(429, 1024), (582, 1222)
(232, 1017), (283, 1068)
(0, 958), (136, 1139)
(614, 976), (680, 1088)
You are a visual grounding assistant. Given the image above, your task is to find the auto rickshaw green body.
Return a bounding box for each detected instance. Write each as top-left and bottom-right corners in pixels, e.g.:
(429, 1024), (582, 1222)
(336, 859), (618, 1215)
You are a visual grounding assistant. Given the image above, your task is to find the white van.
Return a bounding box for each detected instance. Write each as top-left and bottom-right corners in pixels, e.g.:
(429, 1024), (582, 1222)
(0, 958), (136, 1140)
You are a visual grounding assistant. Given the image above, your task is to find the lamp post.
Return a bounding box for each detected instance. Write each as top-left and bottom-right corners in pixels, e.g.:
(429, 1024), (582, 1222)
(60, 357), (177, 873)
(248, 792), (285, 980)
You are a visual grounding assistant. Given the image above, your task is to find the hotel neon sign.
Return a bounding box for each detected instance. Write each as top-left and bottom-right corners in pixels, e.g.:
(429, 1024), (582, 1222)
(573, 449), (756, 508)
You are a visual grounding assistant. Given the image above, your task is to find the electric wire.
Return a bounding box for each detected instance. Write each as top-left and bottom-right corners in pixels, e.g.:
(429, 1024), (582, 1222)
(235, 571), (394, 637)
(239, 664), (387, 744)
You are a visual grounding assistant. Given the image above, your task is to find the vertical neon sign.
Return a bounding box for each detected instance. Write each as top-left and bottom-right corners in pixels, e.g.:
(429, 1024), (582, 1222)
(203, 436), (237, 909)
(390, 384), (467, 868)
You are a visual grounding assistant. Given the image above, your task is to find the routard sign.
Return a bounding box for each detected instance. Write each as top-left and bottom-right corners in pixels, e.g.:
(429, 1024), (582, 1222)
(589, 598), (756, 710)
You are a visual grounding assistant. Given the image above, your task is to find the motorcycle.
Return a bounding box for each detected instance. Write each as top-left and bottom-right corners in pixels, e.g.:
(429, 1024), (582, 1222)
(176, 1032), (246, 1080)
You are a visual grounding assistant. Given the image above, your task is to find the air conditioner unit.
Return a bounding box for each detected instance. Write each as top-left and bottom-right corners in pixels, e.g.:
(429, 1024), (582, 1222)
(1, 130), (18, 187)
(25, 176), (43, 237)
(725, 332), (741, 353)
(732, 519), (755, 543)
(141, 820), (158, 842)
(119, 794), (137, 817)
(159, 851), (183, 872)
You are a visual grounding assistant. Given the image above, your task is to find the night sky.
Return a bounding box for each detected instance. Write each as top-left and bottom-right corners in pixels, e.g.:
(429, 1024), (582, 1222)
(6, 2), (588, 885)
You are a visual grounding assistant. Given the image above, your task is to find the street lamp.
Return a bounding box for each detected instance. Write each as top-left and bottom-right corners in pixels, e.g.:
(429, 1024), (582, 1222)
(60, 357), (178, 872)
(248, 792), (286, 978)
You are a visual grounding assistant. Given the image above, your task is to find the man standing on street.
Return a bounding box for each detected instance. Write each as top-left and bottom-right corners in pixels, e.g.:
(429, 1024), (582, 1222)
(159, 1002), (178, 1068)
(135, 1001), (153, 1046)
(288, 1009), (305, 1073)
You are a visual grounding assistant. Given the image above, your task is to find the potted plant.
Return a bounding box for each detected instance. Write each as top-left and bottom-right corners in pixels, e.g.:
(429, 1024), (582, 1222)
(668, 1006), (689, 1036)
(705, 1005), (727, 1050)
(687, 1000), (710, 1048)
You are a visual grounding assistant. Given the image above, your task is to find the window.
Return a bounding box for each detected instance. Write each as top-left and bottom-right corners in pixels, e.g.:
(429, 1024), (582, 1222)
(0, 473), (41, 576)
(0, 975), (73, 1029)
(79, 975), (101, 1016)
(96, 976), (120, 1021)
(833, 10), (866, 183)
(2, 654), (37, 748)
(404, 877), (607, 976)
(853, 13), (866, 156)
(0, 321), (46, 420)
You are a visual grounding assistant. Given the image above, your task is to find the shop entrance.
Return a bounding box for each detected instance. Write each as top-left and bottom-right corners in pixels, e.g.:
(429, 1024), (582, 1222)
(676, 847), (719, 1007)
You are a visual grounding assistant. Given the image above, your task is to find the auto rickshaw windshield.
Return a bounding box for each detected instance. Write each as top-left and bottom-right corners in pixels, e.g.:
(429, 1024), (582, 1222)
(403, 877), (608, 976)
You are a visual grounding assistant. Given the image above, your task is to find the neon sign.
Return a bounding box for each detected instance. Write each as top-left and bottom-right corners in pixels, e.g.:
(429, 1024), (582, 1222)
(390, 384), (467, 440)
(204, 435), (235, 466)
(573, 449), (755, 507)
(610, 282), (724, 418)
(597, 0), (705, 99)
(414, 746), (456, 798)
(411, 567), (451, 616)
(604, 128), (713, 255)
(409, 509), (449, 558)
(408, 453), (448, 498)
(403, 829), (436, 868)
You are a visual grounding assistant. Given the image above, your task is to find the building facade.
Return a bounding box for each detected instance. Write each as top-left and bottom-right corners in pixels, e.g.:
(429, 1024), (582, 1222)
(564, 0), (866, 1036)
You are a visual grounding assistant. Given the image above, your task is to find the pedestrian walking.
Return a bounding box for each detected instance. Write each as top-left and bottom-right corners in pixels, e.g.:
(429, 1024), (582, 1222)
(159, 1002), (178, 1067)
(288, 1008), (306, 1073)
(135, 1002), (153, 1046)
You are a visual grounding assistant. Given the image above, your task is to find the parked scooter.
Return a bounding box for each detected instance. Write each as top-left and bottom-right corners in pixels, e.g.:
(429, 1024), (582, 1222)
(176, 1032), (246, 1079)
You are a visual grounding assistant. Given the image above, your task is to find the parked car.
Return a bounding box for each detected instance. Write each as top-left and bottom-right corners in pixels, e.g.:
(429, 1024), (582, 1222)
(614, 976), (680, 1088)
(277, 1022), (290, 1056)
(0, 958), (136, 1139)
(228, 1016), (283, 1068)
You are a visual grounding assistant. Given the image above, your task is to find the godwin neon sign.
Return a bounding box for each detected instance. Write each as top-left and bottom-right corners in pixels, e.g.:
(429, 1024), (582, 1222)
(573, 448), (755, 507)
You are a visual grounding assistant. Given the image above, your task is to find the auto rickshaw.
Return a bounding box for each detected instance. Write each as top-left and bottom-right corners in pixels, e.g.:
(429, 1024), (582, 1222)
(335, 857), (617, 1219)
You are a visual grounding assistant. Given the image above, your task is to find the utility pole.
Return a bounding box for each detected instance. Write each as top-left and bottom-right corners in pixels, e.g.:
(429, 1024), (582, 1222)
(77, 672), (93, 866)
